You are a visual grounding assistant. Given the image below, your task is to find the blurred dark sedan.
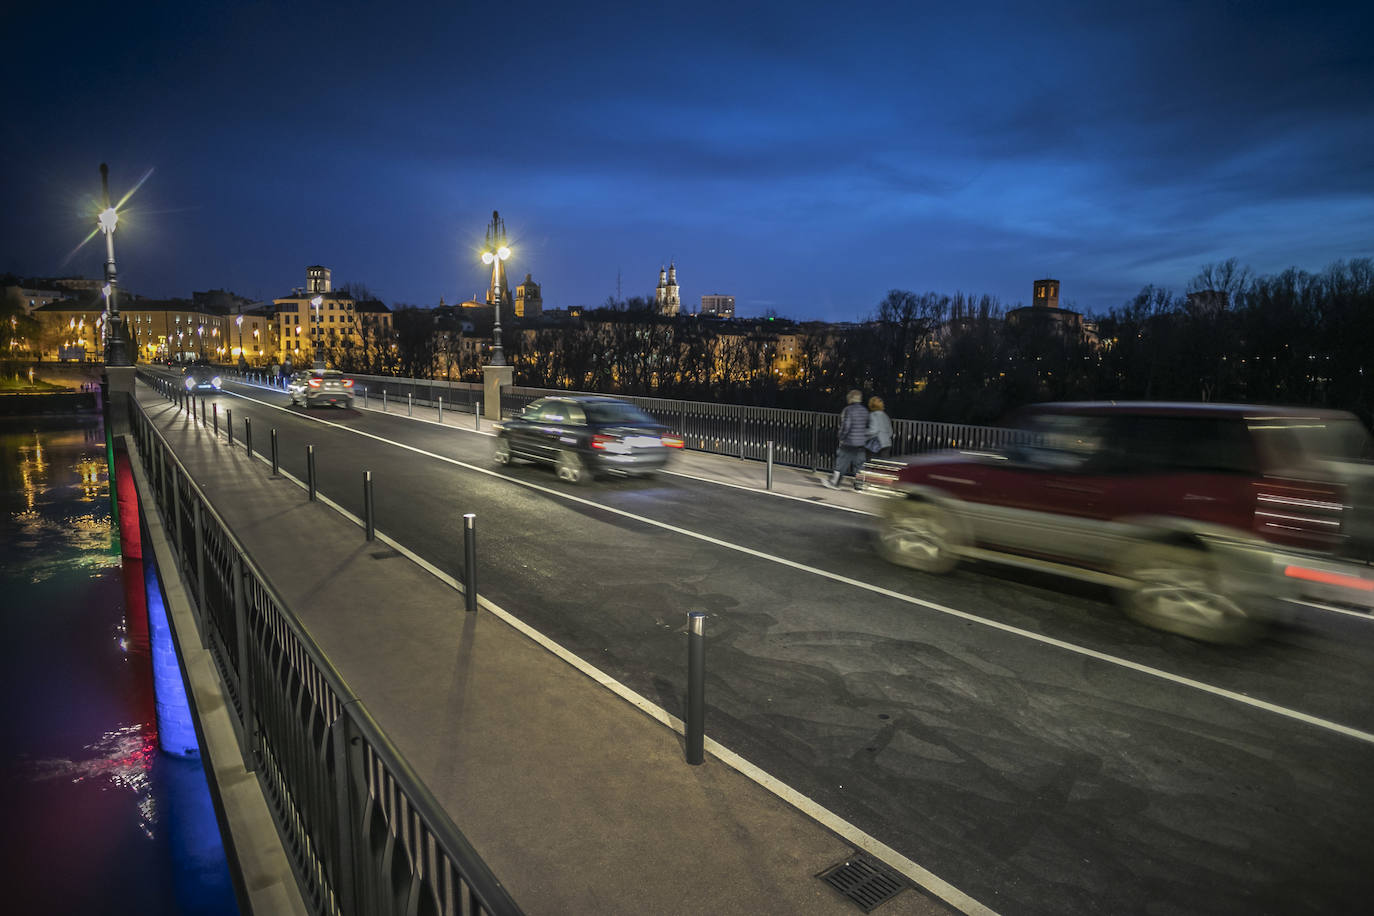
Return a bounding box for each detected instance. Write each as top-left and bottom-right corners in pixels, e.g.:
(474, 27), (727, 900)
(181, 364), (222, 392)
(493, 395), (684, 483)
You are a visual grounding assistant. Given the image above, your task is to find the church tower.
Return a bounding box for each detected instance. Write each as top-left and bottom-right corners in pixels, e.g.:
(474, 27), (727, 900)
(515, 273), (543, 320)
(1033, 278), (1060, 309)
(655, 263), (681, 316)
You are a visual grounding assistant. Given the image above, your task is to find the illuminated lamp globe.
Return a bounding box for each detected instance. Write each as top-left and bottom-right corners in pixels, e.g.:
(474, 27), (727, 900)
(98, 207), (118, 234)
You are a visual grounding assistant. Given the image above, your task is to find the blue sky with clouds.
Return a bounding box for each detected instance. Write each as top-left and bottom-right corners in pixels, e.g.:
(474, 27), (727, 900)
(3, 0), (1370, 320)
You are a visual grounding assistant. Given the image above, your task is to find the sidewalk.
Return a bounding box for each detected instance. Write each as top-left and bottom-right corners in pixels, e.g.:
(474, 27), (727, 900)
(145, 381), (969, 915)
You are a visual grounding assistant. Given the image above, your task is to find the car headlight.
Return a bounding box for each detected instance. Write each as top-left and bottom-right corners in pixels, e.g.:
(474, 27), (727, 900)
(211, 376), (222, 388)
(184, 377), (195, 390)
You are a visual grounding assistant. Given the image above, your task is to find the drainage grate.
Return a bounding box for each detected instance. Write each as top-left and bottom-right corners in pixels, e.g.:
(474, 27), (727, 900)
(818, 854), (907, 912)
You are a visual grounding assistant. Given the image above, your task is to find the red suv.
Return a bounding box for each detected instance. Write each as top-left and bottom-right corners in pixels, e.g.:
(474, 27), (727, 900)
(871, 402), (1374, 642)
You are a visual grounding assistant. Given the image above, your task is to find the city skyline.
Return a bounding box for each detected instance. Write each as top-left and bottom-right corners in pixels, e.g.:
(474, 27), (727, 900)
(3, 1), (1370, 321)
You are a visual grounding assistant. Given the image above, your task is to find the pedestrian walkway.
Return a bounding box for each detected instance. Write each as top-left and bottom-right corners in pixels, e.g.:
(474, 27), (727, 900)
(148, 379), (970, 915)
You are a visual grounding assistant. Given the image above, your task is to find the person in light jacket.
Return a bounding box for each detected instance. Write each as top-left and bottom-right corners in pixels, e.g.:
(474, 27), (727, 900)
(866, 396), (893, 458)
(824, 389), (869, 489)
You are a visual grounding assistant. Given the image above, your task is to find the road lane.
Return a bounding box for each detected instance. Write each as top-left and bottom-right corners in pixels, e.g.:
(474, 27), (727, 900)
(148, 375), (1374, 915)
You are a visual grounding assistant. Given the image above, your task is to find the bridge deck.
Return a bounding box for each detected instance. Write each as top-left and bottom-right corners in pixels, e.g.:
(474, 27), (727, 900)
(134, 386), (952, 915)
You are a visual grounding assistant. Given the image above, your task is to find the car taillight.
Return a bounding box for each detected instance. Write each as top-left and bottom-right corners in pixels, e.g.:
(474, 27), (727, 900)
(308, 378), (322, 388)
(591, 434), (616, 450)
(342, 379), (354, 388)
(661, 435), (684, 448)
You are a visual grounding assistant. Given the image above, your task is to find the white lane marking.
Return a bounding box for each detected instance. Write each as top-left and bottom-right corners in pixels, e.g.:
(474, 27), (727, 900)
(1283, 597), (1374, 622)
(212, 382), (1374, 746)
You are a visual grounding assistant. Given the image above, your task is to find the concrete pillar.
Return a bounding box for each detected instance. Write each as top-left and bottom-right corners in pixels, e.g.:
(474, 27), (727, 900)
(482, 364), (513, 420)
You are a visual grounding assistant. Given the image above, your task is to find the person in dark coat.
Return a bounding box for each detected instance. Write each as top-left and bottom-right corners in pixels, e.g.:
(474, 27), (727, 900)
(824, 389), (869, 490)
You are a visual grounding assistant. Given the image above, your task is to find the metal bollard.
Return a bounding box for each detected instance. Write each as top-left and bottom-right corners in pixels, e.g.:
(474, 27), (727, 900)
(407, 392), (412, 416)
(307, 445), (316, 501)
(364, 471), (375, 541)
(245, 418), (253, 459)
(213, 403), (219, 436)
(437, 396), (443, 423)
(191, 394), (197, 421)
(363, 385), (367, 406)
(270, 429), (279, 475)
(463, 513), (477, 612)
(475, 400), (481, 430)
(766, 440), (775, 490)
(382, 388), (387, 412)
(686, 612), (706, 765)
(227, 409), (234, 445)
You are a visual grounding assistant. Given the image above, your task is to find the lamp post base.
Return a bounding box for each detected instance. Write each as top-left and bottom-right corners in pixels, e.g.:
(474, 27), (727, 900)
(482, 364), (513, 420)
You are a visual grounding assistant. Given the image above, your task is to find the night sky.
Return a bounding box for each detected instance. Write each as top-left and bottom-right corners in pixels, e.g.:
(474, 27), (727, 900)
(4, 1), (1370, 321)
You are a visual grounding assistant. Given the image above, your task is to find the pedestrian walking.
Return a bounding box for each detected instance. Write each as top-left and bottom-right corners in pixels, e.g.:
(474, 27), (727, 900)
(824, 389), (869, 490)
(866, 396), (893, 458)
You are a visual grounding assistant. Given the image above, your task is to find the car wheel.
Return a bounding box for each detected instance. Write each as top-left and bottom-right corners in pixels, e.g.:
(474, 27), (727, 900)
(878, 500), (960, 574)
(555, 449), (587, 484)
(493, 437), (511, 466)
(1119, 543), (1259, 643)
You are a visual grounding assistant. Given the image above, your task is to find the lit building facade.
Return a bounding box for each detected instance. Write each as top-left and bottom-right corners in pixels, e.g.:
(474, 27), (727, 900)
(700, 294), (735, 318)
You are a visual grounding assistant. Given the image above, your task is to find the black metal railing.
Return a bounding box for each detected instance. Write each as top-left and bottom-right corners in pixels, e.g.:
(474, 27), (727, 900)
(127, 381), (521, 916)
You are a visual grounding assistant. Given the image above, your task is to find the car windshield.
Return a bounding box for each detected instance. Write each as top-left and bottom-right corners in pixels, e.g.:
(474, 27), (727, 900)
(584, 402), (657, 426)
(1248, 416), (1374, 468)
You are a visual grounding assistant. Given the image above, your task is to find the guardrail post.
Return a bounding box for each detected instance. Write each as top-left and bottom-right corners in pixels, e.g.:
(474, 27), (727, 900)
(363, 471), (374, 541)
(330, 714), (361, 915)
(193, 500), (207, 639)
(270, 429), (279, 476)
(810, 414), (819, 472)
(766, 440), (775, 490)
(686, 611), (706, 765)
(171, 464), (184, 567)
(437, 396), (443, 424)
(463, 513), (477, 612)
(307, 445), (317, 501)
(232, 556), (255, 770)
(245, 417), (253, 459)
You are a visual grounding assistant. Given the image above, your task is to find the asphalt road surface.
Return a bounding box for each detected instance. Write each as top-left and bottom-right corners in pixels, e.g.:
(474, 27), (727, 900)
(156, 372), (1374, 916)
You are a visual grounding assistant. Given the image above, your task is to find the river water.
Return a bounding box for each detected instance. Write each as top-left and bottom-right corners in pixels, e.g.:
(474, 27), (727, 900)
(0, 416), (239, 915)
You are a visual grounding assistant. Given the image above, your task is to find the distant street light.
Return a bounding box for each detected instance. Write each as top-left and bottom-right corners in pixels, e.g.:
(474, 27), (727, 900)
(480, 210), (510, 366)
(311, 295), (323, 366)
(236, 314), (244, 365)
(97, 164), (131, 366)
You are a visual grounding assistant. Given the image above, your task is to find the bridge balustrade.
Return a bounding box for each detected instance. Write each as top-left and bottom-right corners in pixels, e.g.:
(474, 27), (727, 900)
(226, 367), (1027, 468)
(126, 387), (521, 916)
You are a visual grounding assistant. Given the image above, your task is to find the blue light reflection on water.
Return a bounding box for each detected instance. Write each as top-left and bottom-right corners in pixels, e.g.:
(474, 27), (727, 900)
(0, 419), (239, 915)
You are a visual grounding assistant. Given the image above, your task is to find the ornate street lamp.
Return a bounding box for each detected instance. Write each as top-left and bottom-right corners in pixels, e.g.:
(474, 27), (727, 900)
(480, 210), (510, 366)
(97, 164), (131, 365)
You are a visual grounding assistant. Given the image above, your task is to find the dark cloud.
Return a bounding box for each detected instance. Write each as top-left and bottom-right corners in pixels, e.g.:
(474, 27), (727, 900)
(3, 0), (1370, 318)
